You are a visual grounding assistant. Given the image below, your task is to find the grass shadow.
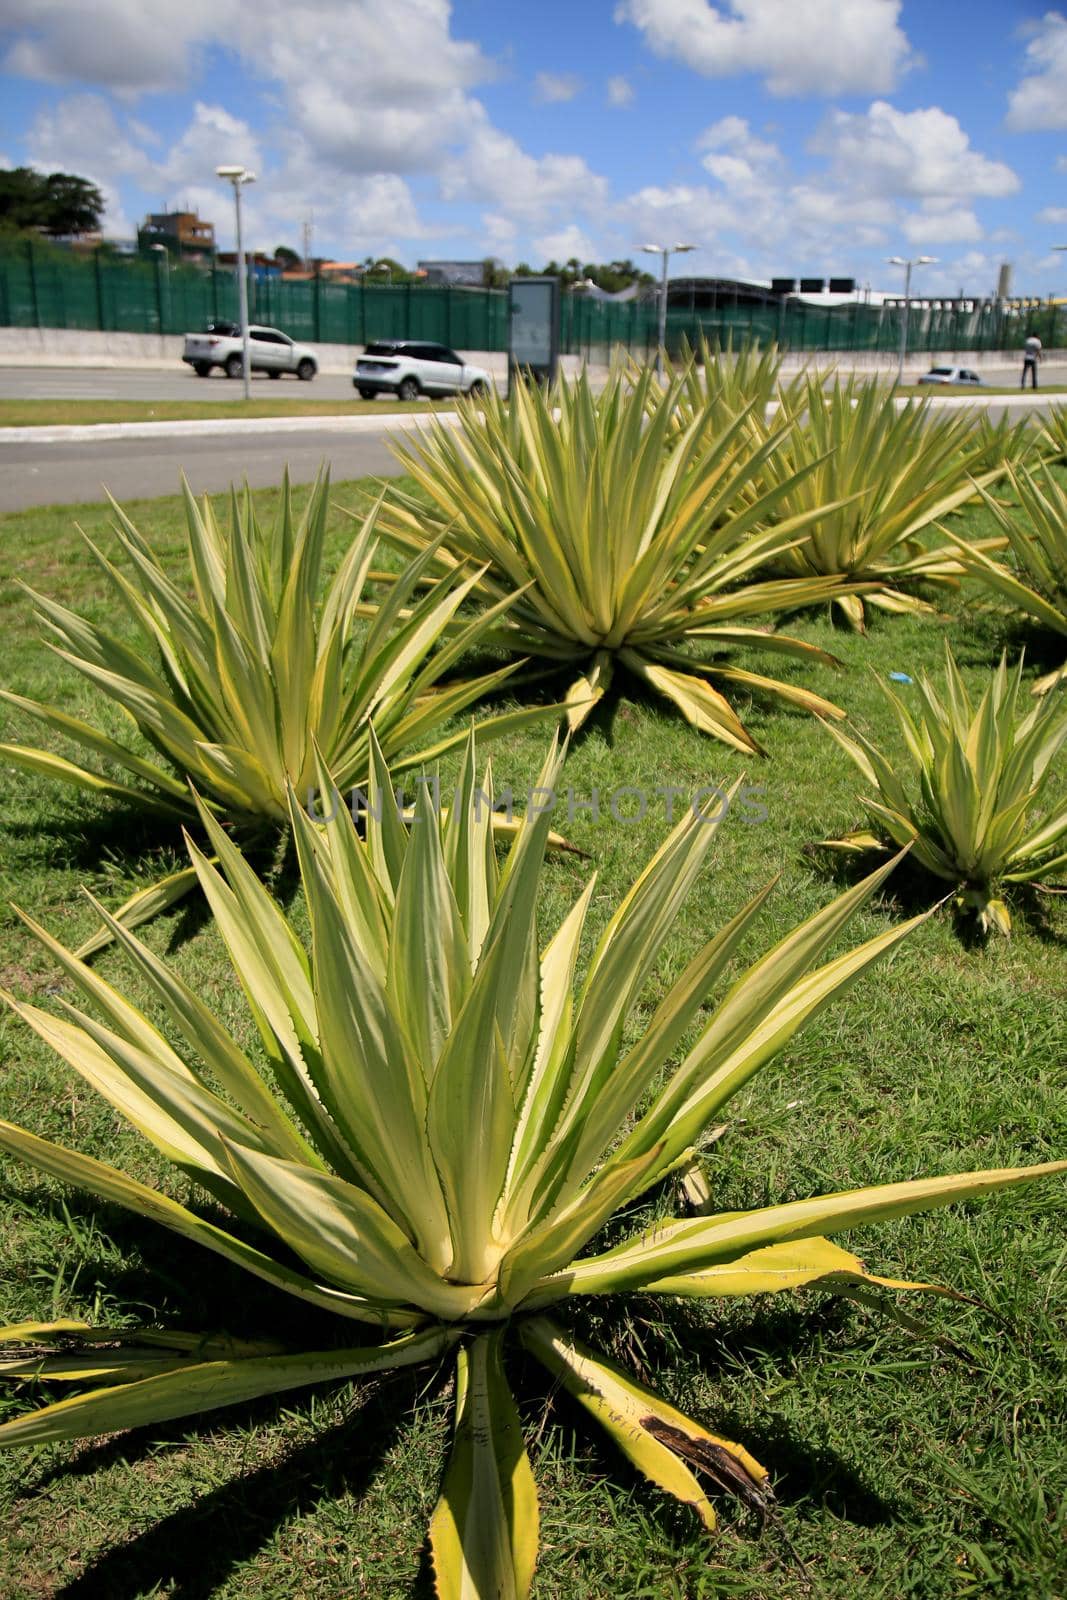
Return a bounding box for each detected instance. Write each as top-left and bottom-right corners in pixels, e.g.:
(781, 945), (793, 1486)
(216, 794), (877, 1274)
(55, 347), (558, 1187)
(49, 1373), (430, 1600)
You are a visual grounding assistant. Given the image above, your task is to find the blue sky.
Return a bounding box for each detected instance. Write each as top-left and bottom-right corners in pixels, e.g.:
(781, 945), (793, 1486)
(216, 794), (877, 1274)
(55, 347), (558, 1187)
(2, 0), (1066, 296)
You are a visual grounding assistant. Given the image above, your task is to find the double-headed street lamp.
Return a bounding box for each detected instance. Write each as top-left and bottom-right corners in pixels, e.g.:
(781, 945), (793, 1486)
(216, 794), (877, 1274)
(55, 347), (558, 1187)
(886, 253), (937, 384)
(642, 241), (694, 377)
(215, 164), (257, 400)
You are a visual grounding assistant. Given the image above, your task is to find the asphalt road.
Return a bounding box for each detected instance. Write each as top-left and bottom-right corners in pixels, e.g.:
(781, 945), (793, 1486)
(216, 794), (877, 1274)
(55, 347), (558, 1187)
(0, 427), (405, 511)
(0, 365), (366, 402)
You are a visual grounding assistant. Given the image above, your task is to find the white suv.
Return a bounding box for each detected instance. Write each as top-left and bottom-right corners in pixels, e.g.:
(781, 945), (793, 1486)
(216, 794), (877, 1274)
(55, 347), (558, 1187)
(354, 340), (492, 401)
(182, 322), (319, 381)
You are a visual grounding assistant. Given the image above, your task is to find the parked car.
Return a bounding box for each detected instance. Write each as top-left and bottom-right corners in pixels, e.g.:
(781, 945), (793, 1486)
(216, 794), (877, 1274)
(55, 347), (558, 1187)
(182, 322), (318, 380)
(353, 340), (492, 401)
(917, 365), (985, 386)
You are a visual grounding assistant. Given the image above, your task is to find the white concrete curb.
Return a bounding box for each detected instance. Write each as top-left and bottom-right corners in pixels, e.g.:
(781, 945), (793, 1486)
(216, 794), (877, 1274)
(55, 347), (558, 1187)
(0, 410), (466, 446)
(0, 387), (1057, 447)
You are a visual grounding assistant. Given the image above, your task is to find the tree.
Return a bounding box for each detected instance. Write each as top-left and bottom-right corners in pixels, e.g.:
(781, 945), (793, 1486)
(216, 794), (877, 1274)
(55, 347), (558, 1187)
(0, 167), (104, 237)
(274, 245), (303, 269)
(41, 172), (104, 235)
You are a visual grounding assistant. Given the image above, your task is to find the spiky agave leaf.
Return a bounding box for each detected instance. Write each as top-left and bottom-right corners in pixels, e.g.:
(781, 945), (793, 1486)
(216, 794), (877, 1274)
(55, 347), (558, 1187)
(0, 467), (559, 948)
(1037, 401), (1067, 465)
(376, 363), (867, 750)
(764, 376), (1006, 628)
(945, 462), (1067, 695)
(0, 730), (1063, 1597)
(820, 643), (1067, 932)
(633, 335), (809, 449)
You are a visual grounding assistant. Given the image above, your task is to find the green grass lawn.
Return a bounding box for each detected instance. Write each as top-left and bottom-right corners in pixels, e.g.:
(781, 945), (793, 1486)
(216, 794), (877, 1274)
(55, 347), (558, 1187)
(0, 478), (1064, 1598)
(0, 397), (455, 428)
(896, 384), (1067, 399)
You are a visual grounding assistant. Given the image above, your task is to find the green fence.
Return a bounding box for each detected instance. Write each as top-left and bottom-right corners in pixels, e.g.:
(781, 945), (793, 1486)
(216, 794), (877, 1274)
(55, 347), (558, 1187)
(0, 242), (513, 349)
(1, 241), (1063, 356)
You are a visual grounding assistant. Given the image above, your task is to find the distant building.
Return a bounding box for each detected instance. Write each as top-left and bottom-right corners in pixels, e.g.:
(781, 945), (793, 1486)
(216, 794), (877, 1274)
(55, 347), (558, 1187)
(139, 210), (216, 261)
(216, 250), (281, 281)
(418, 260), (492, 287)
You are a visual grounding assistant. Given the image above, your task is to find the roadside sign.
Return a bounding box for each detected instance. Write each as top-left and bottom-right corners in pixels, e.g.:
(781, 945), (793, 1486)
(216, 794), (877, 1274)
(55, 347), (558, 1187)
(508, 276), (559, 391)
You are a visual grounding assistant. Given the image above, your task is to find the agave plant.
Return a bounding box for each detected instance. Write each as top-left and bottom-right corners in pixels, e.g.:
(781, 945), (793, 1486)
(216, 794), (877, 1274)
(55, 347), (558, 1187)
(635, 336), (808, 443)
(378, 365), (866, 753)
(0, 469), (556, 949)
(0, 470), (538, 826)
(0, 731), (1063, 1596)
(1037, 401), (1067, 464)
(764, 376), (1002, 628)
(821, 645), (1067, 933)
(945, 463), (1067, 695)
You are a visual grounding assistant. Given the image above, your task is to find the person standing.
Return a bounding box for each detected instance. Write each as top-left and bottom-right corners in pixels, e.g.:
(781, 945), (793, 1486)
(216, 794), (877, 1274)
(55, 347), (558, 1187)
(1021, 331), (1042, 389)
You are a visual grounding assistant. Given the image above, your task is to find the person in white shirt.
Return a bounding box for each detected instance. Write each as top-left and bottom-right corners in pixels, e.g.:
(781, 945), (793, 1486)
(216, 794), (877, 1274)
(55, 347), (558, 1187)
(1022, 332), (1042, 389)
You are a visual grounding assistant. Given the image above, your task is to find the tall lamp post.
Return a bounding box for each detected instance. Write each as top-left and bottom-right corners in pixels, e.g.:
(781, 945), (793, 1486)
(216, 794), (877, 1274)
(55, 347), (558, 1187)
(642, 241), (694, 377)
(149, 242), (170, 336)
(215, 164), (257, 400)
(886, 254), (937, 384)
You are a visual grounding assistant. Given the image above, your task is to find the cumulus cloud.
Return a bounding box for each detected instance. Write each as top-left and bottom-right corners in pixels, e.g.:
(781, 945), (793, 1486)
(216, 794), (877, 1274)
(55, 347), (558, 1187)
(1006, 11), (1067, 130)
(532, 224), (600, 263)
(440, 102), (609, 224)
(697, 115), (782, 189)
(533, 71), (582, 102)
(1, 0), (233, 92)
(606, 74), (634, 106)
(902, 204), (983, 245)
(614, 0), (914, 97)
(1038, 204), (1067, 224)
(810, 102), (1018, 201)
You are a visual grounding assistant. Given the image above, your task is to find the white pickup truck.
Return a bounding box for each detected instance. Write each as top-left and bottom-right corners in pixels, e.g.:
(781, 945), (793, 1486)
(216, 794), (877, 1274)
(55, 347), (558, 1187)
(182, 322), (319, 381)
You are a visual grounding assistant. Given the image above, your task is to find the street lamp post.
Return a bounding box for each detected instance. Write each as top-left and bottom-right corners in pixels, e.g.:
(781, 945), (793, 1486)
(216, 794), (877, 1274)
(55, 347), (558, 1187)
(642, 242), (694, 377)
(149, 242), (170, 336)
(215, 164), (257, 400)
(886, 254), (937, 384)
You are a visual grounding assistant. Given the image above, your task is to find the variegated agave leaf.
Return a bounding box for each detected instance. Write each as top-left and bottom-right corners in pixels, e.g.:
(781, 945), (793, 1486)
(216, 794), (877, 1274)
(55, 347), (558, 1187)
(377, 363), (866, 751)
(0, 467), (557, 949)
(1037, 401), (1067, 465)
(946, 462), (1067, 696)
(764, 376), (1007, 628)
(821, 642), (1067, 933)
(1, 730), (1063, 1597)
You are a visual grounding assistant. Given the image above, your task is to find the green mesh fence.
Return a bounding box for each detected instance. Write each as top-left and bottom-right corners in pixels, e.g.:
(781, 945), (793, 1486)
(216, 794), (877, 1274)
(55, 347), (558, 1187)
(0, 242), (1062, 356)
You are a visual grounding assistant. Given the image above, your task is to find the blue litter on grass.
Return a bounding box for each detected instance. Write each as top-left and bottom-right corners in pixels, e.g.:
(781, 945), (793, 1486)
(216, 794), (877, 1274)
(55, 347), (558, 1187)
(888, 672), (913, 684)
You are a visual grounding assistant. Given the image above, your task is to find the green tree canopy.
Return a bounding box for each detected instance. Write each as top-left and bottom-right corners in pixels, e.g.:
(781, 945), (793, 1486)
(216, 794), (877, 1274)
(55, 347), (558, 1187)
(0, 168), (104, 236)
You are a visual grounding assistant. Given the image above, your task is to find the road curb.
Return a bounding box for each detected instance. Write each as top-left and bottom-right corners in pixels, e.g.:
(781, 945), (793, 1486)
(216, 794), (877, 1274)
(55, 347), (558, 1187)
(0, 410), (464, 445)
(0, 387), (1059, 446)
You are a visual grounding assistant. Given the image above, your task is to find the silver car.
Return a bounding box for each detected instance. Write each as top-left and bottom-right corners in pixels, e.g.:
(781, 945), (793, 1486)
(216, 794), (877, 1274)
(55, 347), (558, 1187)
(917, 365), (985, 386)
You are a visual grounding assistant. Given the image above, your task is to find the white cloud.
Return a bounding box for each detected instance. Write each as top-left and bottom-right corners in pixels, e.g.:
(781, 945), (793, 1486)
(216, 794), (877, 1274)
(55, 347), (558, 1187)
(810, 102), (1018, 201)
(160, 103), (261, 191)
(615, 0), (914, 97)
(1038, 205), (1067, 224)
(902, 204), (983, 245)
(533, 71), (582, 103)
(440, 102), (608, 224)
(1006, 12), (1067, 131)
(2, 0), (233, 92)
(532, 224), (599, 263)
(697, 116), (781, 190)
(606, 74), (634, 106)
